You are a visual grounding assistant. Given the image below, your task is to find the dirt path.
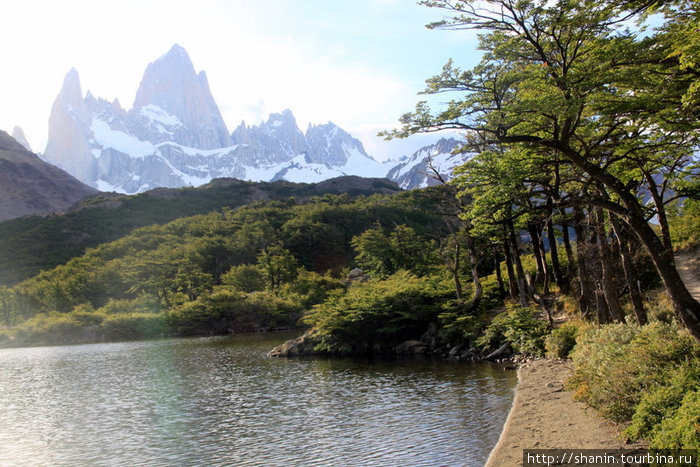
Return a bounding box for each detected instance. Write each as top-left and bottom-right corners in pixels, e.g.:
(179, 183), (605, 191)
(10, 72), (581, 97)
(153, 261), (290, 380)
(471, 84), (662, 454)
(676, 249), (700, 301)
(484, 359), (639, 467)
(485, 251), (700, 467)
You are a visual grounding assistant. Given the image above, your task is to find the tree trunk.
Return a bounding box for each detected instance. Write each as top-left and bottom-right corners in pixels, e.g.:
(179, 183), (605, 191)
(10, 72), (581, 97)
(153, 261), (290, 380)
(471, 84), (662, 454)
(593, 206), (624, 323)
(595, 286), (610, 324)
(528, 223), (550, 294)
(561, 217), (576, 280)
(643, 171), (674, 256)
(546, 210), (567, 293)
(572, 206), (595, 316)
(452, 240), (464, 301)
(610, 215), (648, 325)
(465, 232), (483, 310)
(507, 217), (530, 306)
(494, 249), (506, 299)
(547, 142), (700, 340)
(503, 238), (518, 299)
(624, 208), (700, 340)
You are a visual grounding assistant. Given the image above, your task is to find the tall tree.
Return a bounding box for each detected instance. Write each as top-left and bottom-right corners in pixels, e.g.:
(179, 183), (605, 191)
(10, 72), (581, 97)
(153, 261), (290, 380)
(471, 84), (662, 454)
(388, 0), (700, 339)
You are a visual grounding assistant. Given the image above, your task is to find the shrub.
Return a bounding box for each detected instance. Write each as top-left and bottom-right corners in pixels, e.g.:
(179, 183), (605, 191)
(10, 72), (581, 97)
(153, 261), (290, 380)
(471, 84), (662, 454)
(626, 364), (700, 441)
(568, 323), (642, 421)
(476, 305), (547, 356)
(168, 287), (303, 335)
(97, 296), (160, 315)
(650, 389), (700, 449)
(545, 323), (580, 358)
(221, 265), (266, 293)
(278, 270), (345, 309)
(570, 322), (700, 423)
(304, 270), (454, 354)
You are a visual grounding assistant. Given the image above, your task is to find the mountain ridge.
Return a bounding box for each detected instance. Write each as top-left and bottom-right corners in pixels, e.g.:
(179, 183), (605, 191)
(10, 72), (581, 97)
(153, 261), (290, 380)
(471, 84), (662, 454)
(0, 130), (97, 222)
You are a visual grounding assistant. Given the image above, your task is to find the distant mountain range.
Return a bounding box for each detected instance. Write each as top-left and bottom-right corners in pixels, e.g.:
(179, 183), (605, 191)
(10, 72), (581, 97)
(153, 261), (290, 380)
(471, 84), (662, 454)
(38, 44), (469, 194)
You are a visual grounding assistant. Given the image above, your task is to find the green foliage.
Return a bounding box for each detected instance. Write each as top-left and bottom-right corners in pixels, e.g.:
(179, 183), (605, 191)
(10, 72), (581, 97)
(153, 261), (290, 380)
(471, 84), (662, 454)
(304, 271), (455, 354)
(545, 323), (580, 358)
(101, 313), (168, 340)
(626, 364), (700, 441)
(221, 265), (266, 293)
(438, 272), (502, 343)
(668, 199), (700, 249)
(0, 178), (402, 286)
(278, 270), (345, 310)
(476, 305), (547, 356)
(569, 321), (700, 449)
(651, 389), (700, 450)
(257, 243), (299, 290)
(351, 224), (436, 278)
(168, 287), (301, 335)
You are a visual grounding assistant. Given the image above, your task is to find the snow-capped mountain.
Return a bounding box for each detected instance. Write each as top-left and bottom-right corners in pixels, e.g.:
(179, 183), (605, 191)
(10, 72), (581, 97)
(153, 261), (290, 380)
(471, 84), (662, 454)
(387, 138), (469, 189)
(43, 45), (389, 194)
(42, 44), (469, 194)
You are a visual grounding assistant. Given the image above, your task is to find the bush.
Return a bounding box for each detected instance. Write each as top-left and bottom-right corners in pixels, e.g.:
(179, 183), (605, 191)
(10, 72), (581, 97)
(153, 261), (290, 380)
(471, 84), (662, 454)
(570, 321), (700, 443)
(545, 323), (580, 358)
(97, 296), (160, 315)
(626, 364), (700, 441)
(569, 323), (643, 421)
(278, 270), (345, 309)
(169, 287), (303, 335)
(221, 265), (266, 293)
(651, 389), (700, 449)
(477, 305), (547, 356)
(304, 270), (454, 354)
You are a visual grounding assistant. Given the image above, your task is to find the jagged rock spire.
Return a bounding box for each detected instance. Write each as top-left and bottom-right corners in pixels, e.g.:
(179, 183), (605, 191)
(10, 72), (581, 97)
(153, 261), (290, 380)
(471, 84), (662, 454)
(132, 44), (231, 149)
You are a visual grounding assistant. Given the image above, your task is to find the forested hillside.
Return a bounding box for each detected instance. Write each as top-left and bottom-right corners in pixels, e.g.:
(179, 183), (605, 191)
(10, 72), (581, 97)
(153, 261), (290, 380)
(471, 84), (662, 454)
(0, 176), (399, 285)
(0, 186), (459, 345)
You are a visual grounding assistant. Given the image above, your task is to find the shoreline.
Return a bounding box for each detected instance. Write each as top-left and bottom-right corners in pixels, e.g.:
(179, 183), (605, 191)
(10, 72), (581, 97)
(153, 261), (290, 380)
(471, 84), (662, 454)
(484, 359), (643, 467)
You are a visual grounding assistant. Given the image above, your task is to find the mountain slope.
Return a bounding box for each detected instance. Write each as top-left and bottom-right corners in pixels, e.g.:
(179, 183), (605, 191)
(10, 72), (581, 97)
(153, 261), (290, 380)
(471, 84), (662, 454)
(0, 130), (97, 222)
(0, 175), (400, 285)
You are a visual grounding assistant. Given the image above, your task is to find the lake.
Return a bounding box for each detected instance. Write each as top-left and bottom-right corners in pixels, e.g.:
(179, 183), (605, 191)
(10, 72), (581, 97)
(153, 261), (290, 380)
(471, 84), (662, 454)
(0, 333), (516, 466)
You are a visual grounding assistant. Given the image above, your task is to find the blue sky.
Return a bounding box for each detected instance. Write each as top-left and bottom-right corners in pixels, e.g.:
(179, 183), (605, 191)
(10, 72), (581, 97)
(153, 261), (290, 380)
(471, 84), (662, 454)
(1, 0), (481, 160)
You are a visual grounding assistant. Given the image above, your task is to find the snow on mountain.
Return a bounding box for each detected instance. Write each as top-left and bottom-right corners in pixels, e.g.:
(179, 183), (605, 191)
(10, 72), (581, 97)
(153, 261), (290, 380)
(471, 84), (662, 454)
(41, 44), (470, 194)
(131, 44), (231, 149)
(387, 138), (470, 189)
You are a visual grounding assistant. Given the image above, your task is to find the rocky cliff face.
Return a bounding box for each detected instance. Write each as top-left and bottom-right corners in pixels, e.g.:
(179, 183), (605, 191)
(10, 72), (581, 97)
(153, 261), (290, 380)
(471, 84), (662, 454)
(131, 44), (232, 149)
(43, 68), (96, 184)
(0, 130), (97, 221)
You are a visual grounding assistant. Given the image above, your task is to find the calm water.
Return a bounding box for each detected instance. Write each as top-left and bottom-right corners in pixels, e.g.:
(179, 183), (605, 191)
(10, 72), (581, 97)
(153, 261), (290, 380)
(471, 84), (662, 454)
(0, 334), (516, 466)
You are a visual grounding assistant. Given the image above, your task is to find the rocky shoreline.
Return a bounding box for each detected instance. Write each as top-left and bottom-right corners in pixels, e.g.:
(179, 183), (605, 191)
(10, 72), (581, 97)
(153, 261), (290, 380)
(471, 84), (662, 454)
(267, 327), (519, 362)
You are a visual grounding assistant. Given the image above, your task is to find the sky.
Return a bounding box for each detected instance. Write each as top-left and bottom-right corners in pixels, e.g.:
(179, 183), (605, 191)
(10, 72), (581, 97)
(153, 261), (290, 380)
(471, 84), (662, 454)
(1, 0), (481, 161)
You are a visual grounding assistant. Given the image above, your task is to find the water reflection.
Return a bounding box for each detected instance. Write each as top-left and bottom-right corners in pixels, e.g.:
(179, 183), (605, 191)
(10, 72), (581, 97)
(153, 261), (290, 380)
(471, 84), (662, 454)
(0, 335), (516, 466)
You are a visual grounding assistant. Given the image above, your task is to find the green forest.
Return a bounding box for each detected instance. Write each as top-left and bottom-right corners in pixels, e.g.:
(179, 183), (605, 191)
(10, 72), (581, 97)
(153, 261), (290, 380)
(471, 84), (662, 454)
(1, 0), (700, 451)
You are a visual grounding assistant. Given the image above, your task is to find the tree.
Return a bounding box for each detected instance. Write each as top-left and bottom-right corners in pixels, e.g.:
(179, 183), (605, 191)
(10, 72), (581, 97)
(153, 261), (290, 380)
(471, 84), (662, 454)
(351, 224), (435, 277)
(388, 0), (700, 339)
(256, 243), (299, 290)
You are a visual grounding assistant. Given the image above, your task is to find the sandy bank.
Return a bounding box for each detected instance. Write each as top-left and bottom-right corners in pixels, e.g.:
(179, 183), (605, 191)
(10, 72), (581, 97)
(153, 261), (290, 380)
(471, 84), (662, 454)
(485, 359), (642, 467)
